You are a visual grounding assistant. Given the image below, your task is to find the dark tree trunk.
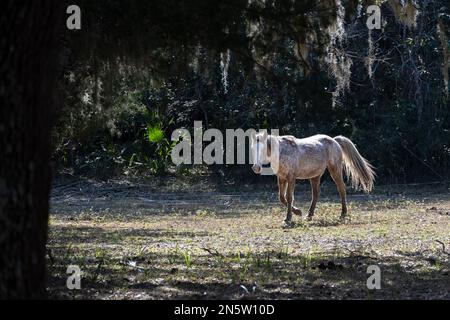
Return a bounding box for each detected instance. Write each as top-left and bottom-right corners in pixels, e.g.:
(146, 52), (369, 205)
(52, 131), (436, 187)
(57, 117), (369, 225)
(0, 1), (63, 298)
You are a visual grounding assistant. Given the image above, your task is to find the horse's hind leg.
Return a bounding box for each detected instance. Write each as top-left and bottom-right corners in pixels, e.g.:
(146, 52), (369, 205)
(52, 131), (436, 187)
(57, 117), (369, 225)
(278, 177), (302, 216)
(328, 164), (348, 218)
(307, 175), (321, 220)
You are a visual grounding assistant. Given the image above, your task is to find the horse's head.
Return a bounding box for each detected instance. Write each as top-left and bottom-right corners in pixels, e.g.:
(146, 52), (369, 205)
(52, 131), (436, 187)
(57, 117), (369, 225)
(250, 130), (271, 175)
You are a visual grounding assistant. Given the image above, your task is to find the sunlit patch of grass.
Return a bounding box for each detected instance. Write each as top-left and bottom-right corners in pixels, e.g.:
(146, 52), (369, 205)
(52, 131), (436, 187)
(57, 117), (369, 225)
(195, 209), (216, 218)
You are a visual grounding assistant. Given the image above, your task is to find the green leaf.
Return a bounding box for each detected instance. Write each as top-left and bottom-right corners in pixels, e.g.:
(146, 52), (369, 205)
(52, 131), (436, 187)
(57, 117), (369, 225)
(146, 125), (164, 143)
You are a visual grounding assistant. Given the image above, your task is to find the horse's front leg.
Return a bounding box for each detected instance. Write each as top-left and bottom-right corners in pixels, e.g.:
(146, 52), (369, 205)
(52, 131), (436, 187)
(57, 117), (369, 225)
(278, 177), (302, 216)
(283, 178), (296, 226)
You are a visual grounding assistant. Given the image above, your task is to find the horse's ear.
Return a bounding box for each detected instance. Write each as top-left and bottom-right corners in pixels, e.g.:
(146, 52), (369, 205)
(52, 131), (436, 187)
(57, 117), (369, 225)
(267, 136), (271, 157)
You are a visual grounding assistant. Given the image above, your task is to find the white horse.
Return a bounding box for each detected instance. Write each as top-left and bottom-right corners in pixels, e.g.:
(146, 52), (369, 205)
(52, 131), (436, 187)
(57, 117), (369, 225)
(251, 131), (375, 226)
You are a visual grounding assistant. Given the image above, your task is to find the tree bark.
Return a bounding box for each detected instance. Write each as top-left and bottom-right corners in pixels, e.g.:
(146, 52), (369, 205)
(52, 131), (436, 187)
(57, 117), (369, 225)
(0, 1), (63, 298)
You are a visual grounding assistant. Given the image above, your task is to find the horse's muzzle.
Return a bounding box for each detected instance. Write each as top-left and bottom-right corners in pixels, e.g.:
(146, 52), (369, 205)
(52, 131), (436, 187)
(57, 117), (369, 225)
(252, 164), (262, 174)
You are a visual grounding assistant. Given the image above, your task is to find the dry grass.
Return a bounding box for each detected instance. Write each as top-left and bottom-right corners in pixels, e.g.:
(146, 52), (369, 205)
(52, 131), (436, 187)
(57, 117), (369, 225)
(47, 180), (450, 299)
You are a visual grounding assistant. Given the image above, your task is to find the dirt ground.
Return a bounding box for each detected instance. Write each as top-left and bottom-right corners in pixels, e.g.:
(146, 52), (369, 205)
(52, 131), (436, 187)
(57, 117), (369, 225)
(47, 175), (450, 299)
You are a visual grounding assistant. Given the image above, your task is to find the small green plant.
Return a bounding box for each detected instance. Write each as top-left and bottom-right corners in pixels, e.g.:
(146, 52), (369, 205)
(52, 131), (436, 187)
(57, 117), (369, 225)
(135, 245), (148, 258)
(146, 124), (164, 143)
(183, 250), (192, 268)
(264, 253), (272, 270)
(94, 247), (107, 260)
(167, 245), (179, 264)
(278, 245), (290, 260)
(142, 110), (176, 175)
(302, 248), (313, 268)
(235, 249), (241, 264)
(147, 133), (175, 175)
(64, 243), (74, 262)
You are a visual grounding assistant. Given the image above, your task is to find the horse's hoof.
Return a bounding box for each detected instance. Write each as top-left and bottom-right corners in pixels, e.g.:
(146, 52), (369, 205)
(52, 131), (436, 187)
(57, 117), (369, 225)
(340, 215), (350, 223)
(306, 215), (314, 221)
(293, 209), (302, 216)
(282, 220), (294, 228)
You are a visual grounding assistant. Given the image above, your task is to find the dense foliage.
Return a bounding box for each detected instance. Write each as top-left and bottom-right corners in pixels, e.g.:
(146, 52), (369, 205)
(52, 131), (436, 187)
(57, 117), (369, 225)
(55, 0), (450, 183)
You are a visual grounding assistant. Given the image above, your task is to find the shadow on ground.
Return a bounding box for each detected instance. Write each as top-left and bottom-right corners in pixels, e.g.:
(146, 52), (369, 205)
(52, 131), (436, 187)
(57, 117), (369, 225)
(47, 224), (450, 300)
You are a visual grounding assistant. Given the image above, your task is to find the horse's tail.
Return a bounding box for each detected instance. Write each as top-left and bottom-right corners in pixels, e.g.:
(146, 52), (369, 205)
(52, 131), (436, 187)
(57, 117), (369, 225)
(334, 136), (375, 193)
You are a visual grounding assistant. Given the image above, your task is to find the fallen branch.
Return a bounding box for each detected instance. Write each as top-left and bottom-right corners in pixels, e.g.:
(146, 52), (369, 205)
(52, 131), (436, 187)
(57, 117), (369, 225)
(202, 247), (224, 258)
(436, 240), (450, 255)
(342, 247), (379, 260)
